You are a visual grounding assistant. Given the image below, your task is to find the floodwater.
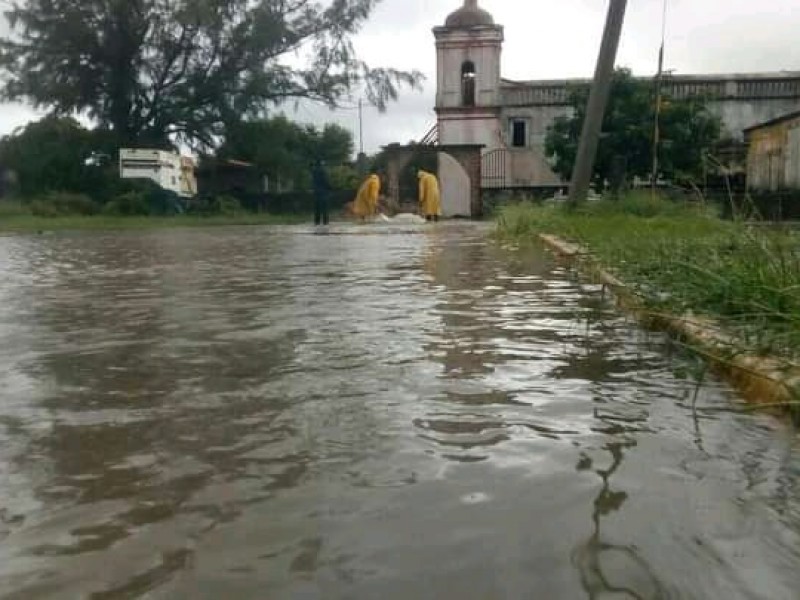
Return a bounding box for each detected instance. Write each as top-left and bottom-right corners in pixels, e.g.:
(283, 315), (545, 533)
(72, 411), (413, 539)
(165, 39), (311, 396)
(0, 223), (798, 599)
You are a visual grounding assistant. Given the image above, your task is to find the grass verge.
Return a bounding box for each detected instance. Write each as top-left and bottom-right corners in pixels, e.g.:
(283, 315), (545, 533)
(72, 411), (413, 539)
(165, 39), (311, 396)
(0, 211), (311, 232)
(497, 193), (800, 371)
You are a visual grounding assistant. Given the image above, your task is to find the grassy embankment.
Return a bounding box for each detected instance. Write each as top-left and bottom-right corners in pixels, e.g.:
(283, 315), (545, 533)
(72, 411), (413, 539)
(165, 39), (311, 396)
(497, 193), (800, 410)
(0, 200), (309, 232)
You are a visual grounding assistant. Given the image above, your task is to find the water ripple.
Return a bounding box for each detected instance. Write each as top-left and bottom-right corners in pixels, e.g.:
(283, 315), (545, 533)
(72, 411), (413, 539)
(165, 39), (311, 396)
(0, 225), (798, 599)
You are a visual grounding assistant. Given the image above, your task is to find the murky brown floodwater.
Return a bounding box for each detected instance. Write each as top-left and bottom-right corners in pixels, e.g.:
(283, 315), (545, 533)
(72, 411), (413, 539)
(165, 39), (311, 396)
(0, 223), (798, 599)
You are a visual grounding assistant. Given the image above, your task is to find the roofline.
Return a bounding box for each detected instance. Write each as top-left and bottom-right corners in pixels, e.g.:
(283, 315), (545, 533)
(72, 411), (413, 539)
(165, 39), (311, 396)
(501, 71), (800, 87)
(743, 110), (800, 133)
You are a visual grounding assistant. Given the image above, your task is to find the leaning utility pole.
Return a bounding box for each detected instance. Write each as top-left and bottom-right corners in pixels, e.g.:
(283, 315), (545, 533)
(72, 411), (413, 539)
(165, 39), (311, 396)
(568, 0), (629, 207)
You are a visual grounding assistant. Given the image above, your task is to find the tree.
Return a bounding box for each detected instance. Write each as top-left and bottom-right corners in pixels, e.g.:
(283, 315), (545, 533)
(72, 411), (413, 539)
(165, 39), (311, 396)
(545, 68), (721, 188)
(318, 123), (355, 165)
(0, 116), (118, 198)
(0, 0), (423, 147)
(216, 116), (355, 190)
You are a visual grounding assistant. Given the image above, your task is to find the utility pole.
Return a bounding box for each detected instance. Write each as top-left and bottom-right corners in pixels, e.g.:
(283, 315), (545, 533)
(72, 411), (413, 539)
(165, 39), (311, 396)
(357, 98), (367, 177)
(651, 0), (668, 197)
(651, 43), (664, 198)
(568, 0), (629, 207)
(358, 98), (364, 156)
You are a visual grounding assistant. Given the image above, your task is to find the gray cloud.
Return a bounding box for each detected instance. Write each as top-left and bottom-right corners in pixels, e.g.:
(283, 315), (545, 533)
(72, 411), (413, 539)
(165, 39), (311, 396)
(2, 0), (800, 154)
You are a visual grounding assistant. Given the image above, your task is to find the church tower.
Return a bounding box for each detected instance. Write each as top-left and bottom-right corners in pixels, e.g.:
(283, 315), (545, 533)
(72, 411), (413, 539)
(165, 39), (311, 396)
(434, 0), (504, 150)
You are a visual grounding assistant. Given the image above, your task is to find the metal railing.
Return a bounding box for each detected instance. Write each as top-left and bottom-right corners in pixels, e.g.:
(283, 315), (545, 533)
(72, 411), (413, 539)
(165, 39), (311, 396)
(481, 148), (508, 188)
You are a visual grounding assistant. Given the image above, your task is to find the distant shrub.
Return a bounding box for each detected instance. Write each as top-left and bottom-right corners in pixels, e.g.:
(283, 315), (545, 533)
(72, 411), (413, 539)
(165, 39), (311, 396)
(102, 191), (150, 216)
(215, 195), (242, 215)
(582, 190), (714, 219)
(327, 165), (360, 191)
(29, 199), (60, 217)
(187, 194), (242, 216)
(0, 199), (28, 217)
(29, 192), (98, 217)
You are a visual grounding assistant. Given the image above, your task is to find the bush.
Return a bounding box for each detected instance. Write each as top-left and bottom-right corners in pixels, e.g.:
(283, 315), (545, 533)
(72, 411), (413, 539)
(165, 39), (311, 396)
(29, 192), (98, 217)
(102, 192), (150, 216)
(186, 194), (242, 216)
(0, 199), (27, 217)
(582, 190), (713, 219)
(327, 165), (360, 191)
(215, 195), (242, 215)
(29, 199), (60, 217)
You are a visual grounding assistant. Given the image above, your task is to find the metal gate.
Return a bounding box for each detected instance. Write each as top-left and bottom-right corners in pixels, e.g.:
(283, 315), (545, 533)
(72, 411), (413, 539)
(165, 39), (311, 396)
(481, 148), (508, 188)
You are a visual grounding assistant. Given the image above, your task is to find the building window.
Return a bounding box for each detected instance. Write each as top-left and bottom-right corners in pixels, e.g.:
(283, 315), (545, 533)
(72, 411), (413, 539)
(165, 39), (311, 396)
(511, 119), (528, 148)
(461, 61), (476, 107)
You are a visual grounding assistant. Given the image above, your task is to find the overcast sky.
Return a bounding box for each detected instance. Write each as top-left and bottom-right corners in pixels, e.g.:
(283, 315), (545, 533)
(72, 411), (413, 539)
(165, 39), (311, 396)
(2, 0), (800, 154)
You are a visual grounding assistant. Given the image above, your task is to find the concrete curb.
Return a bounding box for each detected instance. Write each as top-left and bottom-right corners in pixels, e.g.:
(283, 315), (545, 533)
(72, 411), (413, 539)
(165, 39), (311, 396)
(538, 233), (800, 412)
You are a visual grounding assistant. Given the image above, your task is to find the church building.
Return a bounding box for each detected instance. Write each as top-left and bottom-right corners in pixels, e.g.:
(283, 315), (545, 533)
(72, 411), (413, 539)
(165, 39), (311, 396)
(433, 0), (800, 215)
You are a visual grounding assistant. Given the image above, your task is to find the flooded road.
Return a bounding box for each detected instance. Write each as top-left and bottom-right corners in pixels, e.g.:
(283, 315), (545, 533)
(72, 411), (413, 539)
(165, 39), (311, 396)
(0, 223), (798, 599)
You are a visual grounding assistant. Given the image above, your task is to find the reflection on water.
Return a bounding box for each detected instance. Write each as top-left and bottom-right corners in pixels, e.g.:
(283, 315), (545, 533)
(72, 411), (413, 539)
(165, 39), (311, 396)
(572, 438), (665, 600)
(0, 224), (798, 599)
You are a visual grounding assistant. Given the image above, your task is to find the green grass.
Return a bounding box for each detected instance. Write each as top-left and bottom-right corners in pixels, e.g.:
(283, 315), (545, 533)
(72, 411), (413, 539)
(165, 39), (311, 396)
(497, 193), (800, 364)
(0, 210), (312, 232)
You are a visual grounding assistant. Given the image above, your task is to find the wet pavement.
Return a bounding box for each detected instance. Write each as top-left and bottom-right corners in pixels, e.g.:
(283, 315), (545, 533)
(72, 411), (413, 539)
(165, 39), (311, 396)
(0, 223), (798, 599)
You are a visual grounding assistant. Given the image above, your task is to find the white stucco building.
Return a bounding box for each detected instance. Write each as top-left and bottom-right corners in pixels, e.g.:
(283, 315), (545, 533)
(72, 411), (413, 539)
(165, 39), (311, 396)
(433, 0), (800, 215)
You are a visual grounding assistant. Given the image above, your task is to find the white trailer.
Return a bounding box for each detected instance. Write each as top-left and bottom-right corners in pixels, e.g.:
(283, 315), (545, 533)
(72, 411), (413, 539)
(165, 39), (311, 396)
(119, 148), (197, 197)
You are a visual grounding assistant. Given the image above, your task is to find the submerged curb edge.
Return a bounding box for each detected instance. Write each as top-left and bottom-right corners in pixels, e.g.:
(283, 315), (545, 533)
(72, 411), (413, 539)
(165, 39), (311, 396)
(538, 233), (800, 415)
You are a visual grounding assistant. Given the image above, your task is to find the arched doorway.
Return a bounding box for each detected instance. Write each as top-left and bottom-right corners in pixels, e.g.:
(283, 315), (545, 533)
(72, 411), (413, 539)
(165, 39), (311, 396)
(382, 143), (483, 218)
(397, 149), (438, 213)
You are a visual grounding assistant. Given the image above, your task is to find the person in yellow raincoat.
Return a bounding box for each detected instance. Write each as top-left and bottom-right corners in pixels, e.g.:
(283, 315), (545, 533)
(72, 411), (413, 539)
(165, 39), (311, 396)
(352, 173), (381, 221)
(418, 170), (441, 222)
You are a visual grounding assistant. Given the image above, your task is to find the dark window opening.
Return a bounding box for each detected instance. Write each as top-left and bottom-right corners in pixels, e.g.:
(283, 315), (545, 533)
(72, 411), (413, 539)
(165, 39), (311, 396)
(461, 61), (476, 107)
(512, 120), (527, 148)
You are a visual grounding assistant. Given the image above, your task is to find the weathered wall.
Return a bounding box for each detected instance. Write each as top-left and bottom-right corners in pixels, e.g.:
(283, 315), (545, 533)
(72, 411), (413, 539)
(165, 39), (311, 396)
(438, 110), (501, 149)
(500, 105), (573, 152)
(434, 26), (503, 109)
(500, 97), (800, 185)
(788, 127), (800, 188)
(496, 74), (800, 186)
(507, 148), (561, 186)
(497, 105), (572, 185)
(438, 152), (471, 216)
(709, 98), (800, 140)
(500, 74), (800, 142)
(746, 114), (800, 191)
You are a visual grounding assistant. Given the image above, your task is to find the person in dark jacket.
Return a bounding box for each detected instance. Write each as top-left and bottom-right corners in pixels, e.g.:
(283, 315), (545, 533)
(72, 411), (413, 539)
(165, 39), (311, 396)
(311, 160), (330, 226)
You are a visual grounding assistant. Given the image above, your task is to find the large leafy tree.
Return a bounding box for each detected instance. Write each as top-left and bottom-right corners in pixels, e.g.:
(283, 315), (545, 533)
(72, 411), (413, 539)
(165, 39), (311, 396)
(545, 68), (721, 188)
(216, 115), (354, 189)
(0, 116), (118, 198)
(0, 0), (422, 147)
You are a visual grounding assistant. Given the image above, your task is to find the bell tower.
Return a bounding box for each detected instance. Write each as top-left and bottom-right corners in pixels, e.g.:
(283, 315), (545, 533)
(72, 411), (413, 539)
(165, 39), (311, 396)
(434, 0), (504, 148)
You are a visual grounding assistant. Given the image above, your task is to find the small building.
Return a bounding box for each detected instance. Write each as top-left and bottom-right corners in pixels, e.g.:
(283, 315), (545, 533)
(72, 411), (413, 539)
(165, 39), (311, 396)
(196, 158), (261, 197)
(744, 111), (800, 191)
(120, 148), (197, 197)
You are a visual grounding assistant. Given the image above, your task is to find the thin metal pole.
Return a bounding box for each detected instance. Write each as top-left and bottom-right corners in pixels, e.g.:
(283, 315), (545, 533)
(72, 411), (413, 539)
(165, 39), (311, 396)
(651, 0), (668, 197)
(358, 98), (364, 156)
(568, 0), (629, 207)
